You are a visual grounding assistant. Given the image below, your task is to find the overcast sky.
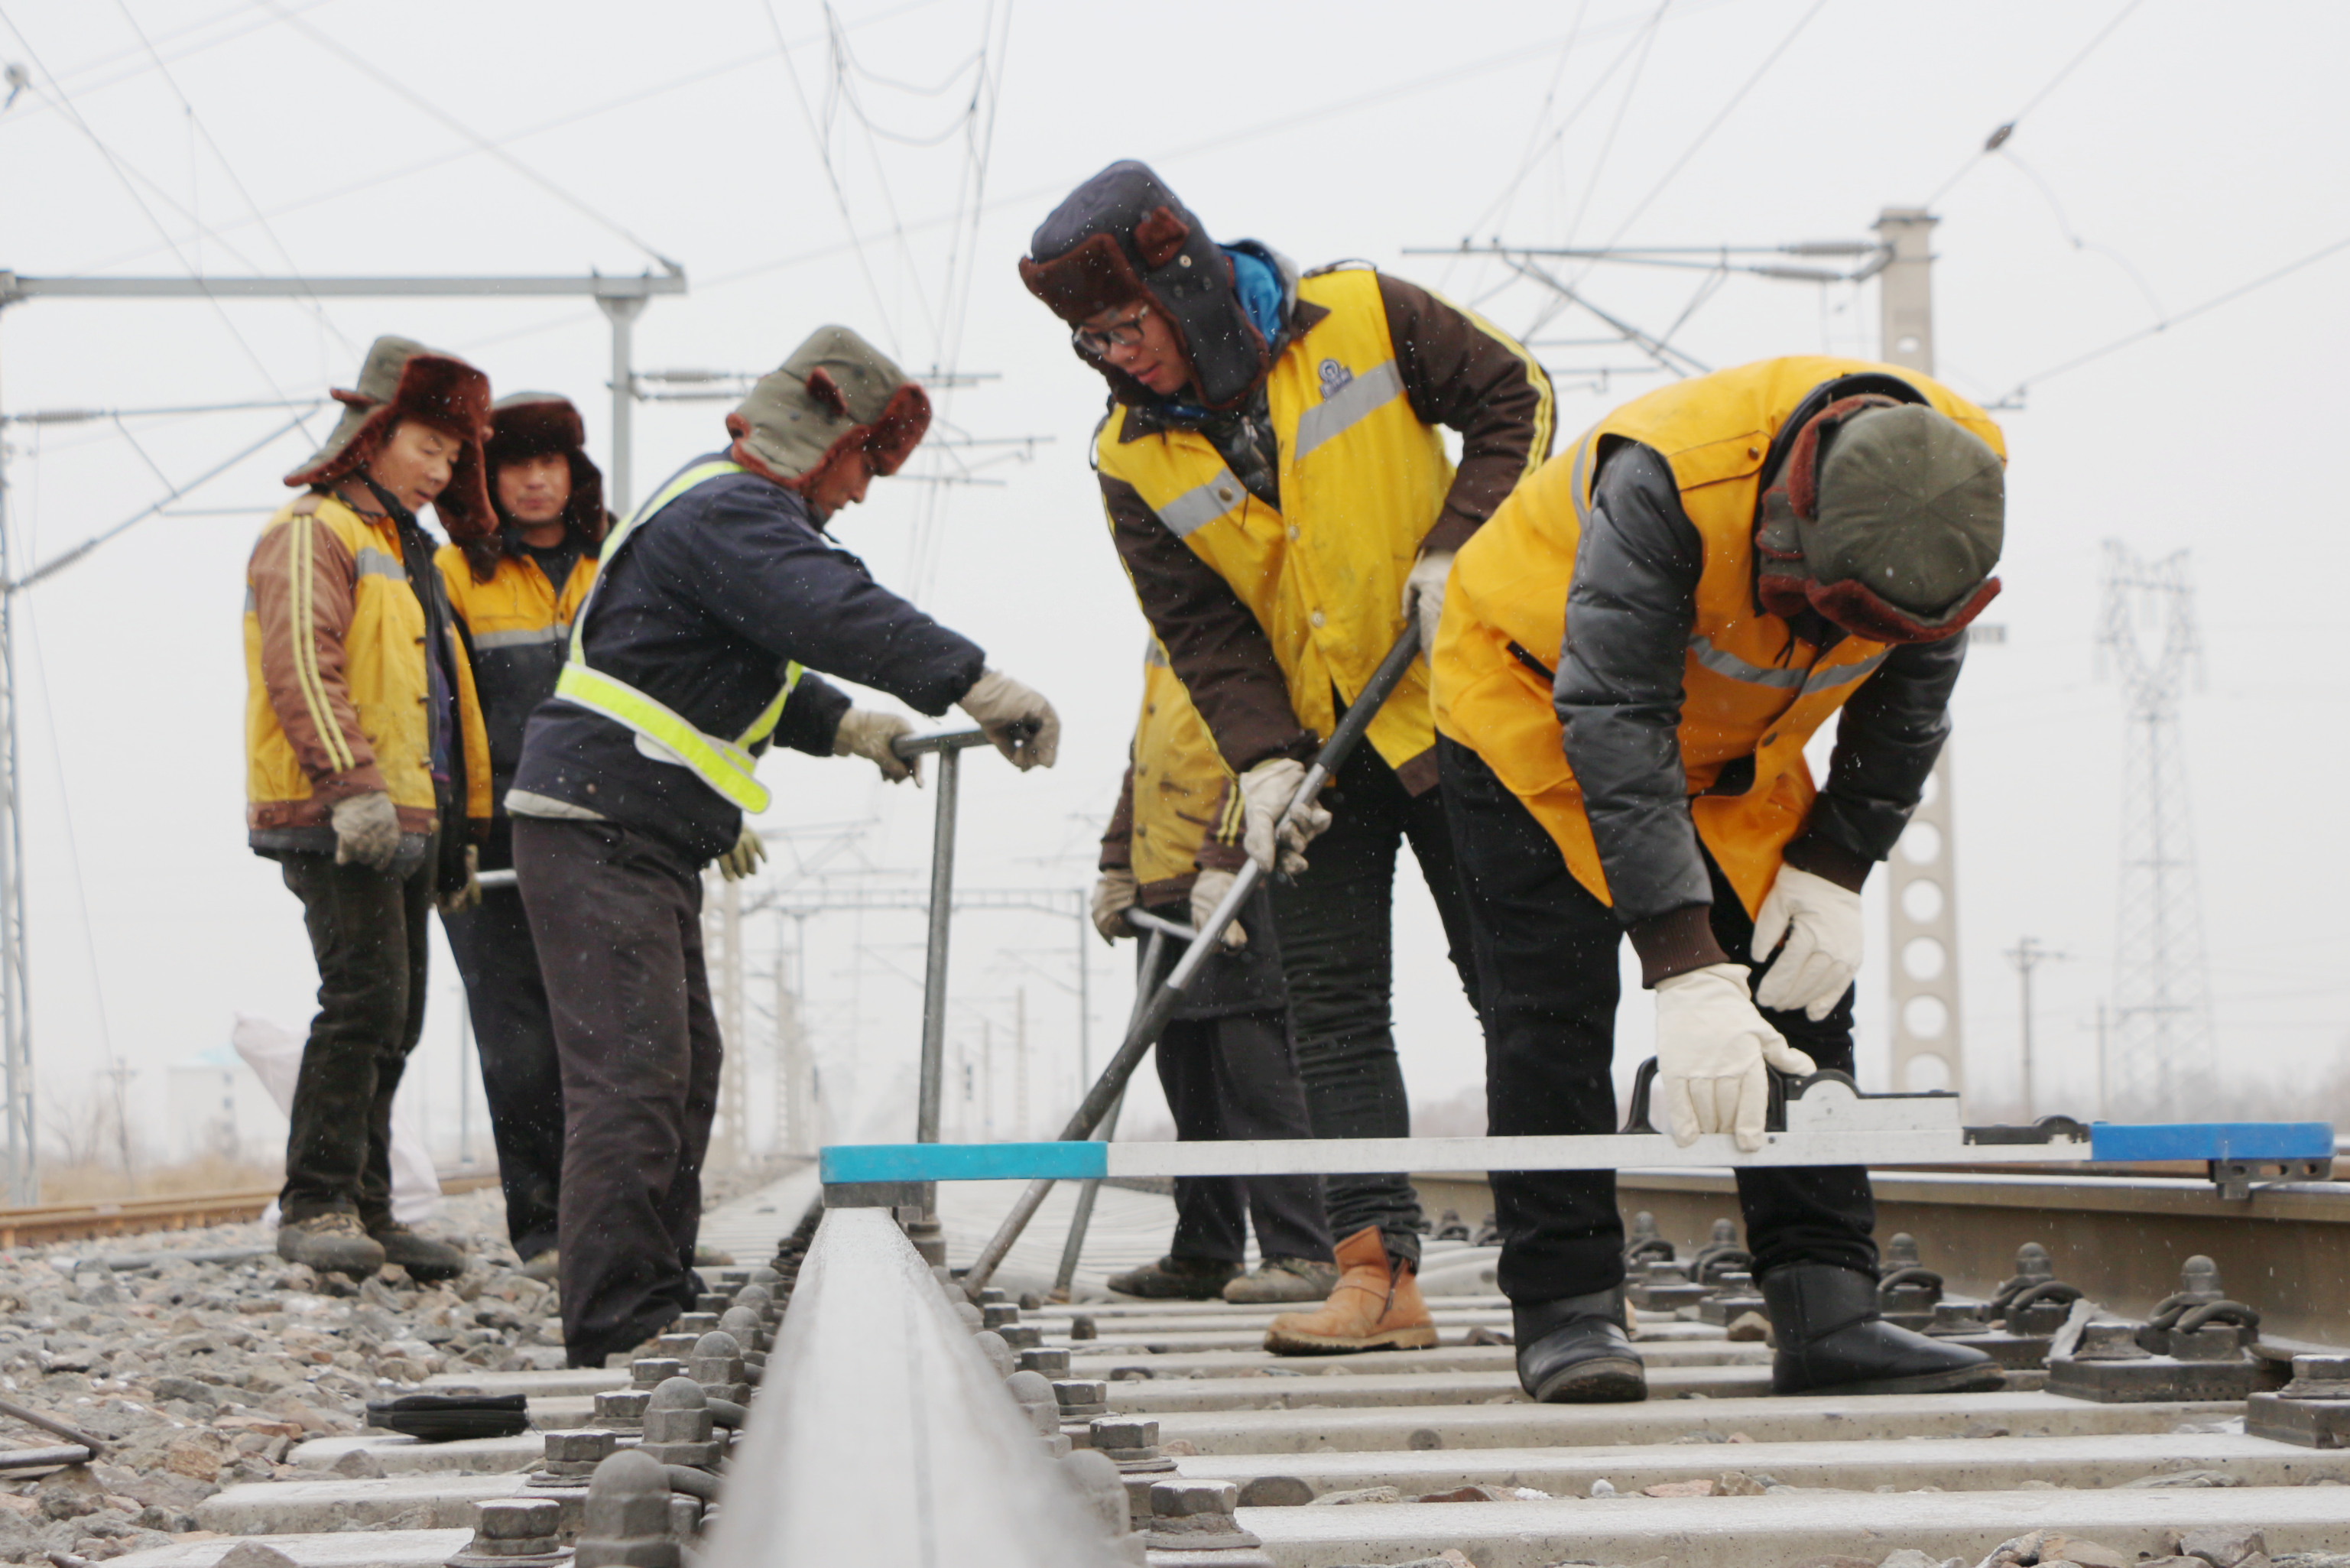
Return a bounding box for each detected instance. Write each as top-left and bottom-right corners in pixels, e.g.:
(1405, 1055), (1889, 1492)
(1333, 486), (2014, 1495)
(0, 0), (2343, 1171)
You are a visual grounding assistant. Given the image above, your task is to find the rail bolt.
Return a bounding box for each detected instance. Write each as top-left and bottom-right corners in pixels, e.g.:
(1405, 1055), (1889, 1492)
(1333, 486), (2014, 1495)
(572, 1450), (677, 1568)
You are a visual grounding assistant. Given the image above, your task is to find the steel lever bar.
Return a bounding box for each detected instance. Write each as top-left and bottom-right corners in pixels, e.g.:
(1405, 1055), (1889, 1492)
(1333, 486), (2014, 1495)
(958, 622), (1424, 1294)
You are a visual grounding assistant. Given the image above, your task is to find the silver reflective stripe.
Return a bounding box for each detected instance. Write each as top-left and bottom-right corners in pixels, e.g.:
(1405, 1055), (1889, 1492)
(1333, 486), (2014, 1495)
(473, 625), (566, 651)
(1686, 635), (1806, 690)
(1569, 430), (1595, 528)
(1802, 648), (1890, 696)
(243, 586), (256, 614)
(1157, 468), (1248, 539)
(354, 547), (406, 582)
(1292, 359), (1404, 463)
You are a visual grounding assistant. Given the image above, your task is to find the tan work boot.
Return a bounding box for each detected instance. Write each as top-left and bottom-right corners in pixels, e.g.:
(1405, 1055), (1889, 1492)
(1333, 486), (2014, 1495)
(1262, 1226), (1436, 1355)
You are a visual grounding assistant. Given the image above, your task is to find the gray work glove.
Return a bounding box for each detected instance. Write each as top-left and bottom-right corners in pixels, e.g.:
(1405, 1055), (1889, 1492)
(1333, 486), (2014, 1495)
(1189, 867), (1247, 950)
(1402, 547), (1456, 659)
(437, 845), (482, 914)
(1090, 868), (1138, 944)
(331, 790), (401, 872)
(1238, 758), (1332, 876)
(958, 669), (1060, 771)
(833, 707), (920, 784)
(716, 824), (767, 882)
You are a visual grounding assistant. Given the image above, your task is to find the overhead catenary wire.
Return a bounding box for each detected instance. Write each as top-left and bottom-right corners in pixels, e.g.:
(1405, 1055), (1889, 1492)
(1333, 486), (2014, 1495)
(1992, 231), (2350, 407)
(0, 0), (337, 137)
(106, 0), (356, 359)
(0, 8), (307, 415)
(1920, 0), (2149, 210)
(253, 0), (682, 274)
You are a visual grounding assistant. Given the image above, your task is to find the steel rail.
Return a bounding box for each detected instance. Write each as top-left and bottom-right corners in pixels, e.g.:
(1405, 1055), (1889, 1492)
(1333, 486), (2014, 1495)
(699, 1206), (1112, 1568)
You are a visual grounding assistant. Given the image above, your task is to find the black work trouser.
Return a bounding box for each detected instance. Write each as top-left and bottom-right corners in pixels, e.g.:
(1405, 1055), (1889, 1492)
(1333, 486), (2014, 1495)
(1270, 741), (1482, 1268)
(441, 885), (566, 1261)
(1157, 1010), (1334, 1266)
(278, 847), (434, 1229)
(1439, 738), (1877, 1304)
(513, 816), (720, 1368)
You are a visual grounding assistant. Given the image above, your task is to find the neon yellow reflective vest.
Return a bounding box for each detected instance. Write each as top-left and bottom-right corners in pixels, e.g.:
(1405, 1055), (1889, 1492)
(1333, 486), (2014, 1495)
(552, 461), (801, 814)
(1097, 268), (1522, 776)
(1433, 355), (2005, 915)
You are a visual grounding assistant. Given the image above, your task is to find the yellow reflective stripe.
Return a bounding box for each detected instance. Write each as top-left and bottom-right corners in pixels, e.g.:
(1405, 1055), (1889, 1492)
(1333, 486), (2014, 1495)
(739, 664), (804, 747)
(554, 664), (772, 814)
(558, 459), (808, 813)
(287, 515), (355, 775)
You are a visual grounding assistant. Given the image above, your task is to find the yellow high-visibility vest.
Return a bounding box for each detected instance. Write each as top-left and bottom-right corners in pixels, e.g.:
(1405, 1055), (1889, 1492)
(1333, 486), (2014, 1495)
(1095, 268), (1545, 775)
(552, 460), (802, 814)
(1433, 355), (2004, 915)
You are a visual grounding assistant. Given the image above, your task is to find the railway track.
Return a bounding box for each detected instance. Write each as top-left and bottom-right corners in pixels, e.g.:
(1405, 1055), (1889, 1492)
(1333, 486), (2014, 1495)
(0, 1174), (503, 1249)
(91, 1165), (2350, 1568)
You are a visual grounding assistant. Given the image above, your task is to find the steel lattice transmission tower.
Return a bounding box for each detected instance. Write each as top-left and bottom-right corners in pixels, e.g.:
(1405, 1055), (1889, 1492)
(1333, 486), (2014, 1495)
(2096, 541), (2215, 1118)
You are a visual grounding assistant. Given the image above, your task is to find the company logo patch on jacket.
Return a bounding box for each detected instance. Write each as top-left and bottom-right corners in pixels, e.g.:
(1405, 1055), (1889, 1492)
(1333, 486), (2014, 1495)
(1317, 358), (1354, 398)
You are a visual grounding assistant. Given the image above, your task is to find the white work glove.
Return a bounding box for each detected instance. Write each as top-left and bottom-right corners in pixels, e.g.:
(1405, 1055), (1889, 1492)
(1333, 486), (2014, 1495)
(437, 845), (482, 914)
(716, 824), (767, 881)
(833, 706), (920, 784)
(1090, 868), (1138, 944)
(1238, 758), (1332, 876)
(958, 669), (1060, 771)
(331, 790), (401, 872)
(1189, 867), (1247, 950)
(1402, 547), (1455, 657)
(1652, 963), (1818, 1153)
(1751, 865), (1864, 1021)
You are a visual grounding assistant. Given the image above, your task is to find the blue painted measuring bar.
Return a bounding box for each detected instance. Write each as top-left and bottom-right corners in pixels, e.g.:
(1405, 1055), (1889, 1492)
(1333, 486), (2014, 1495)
(821, 1119), (2335, 1188)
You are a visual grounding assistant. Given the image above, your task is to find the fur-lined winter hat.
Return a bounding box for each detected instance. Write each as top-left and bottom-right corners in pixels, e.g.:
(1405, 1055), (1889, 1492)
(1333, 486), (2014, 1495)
(1018, 160), (1269, 411)
(285, 336), (495, 540)
(1755, 396), (2005, 643)
(725, 326), (930, 498)
(461, 391), (608, 581)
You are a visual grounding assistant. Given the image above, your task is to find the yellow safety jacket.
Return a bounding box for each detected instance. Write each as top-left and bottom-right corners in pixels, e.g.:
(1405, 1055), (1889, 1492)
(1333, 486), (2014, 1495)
(436, 541), (597, 792)
(1095, 268), (1470, 776)
(1433, 355), (2004, 915)
(245, 492), (491, 837)
(552, 460), (802, 814)
(1114, 643), (1246, 901)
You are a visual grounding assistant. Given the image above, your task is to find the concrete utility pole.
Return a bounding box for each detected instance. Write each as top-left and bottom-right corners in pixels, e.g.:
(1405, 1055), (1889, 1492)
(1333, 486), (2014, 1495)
(0, 268), (683, 1203)
(2003, 936), (2069, 1118)
(1874, 209), (1971, 1099)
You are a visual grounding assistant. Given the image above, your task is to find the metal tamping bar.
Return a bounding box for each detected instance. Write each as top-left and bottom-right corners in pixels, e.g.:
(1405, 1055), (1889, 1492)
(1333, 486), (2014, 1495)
(957, 624), (1423, 1293)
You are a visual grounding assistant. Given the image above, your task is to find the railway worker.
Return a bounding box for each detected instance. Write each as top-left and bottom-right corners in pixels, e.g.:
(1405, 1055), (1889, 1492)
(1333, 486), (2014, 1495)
(245, 336), (492, 1281)
(435, 392), (607, 1283)
(1091, 640), (1336, 1305)
(505, 326), (1063, 1368)
(1019, 160), (1553, 1355)
(1430, 355), (2009, 1402)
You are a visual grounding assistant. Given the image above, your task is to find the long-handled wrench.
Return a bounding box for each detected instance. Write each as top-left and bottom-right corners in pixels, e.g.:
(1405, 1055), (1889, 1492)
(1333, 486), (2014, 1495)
(957, 622), (1425, 1294)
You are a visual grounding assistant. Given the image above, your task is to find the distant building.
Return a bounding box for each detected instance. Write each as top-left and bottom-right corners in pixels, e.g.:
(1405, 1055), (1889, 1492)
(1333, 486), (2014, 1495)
(167, 1048), (286, 1166)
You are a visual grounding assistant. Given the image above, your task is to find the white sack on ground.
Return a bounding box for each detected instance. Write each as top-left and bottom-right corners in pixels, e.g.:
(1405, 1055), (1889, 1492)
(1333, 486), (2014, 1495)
(231, 1012), (441, 1226)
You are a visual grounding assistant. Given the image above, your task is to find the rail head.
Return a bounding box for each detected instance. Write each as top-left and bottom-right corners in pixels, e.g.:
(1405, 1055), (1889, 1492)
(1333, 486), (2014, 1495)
(699, 1206), (1117, 1568)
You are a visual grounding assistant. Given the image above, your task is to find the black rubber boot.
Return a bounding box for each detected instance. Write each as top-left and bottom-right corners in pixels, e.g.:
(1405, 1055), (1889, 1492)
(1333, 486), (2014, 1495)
(1761, 1263), (2004, 1397)
(1512, 1288), (1646, 1403)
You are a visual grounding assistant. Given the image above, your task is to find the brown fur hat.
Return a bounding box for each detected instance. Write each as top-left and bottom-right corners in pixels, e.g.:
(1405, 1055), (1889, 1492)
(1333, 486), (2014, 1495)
(1018, 160), (1270, 411)
(463, 391), (609, 581)
(725, 326), (930, 496)
(284, 336), (495, 541)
